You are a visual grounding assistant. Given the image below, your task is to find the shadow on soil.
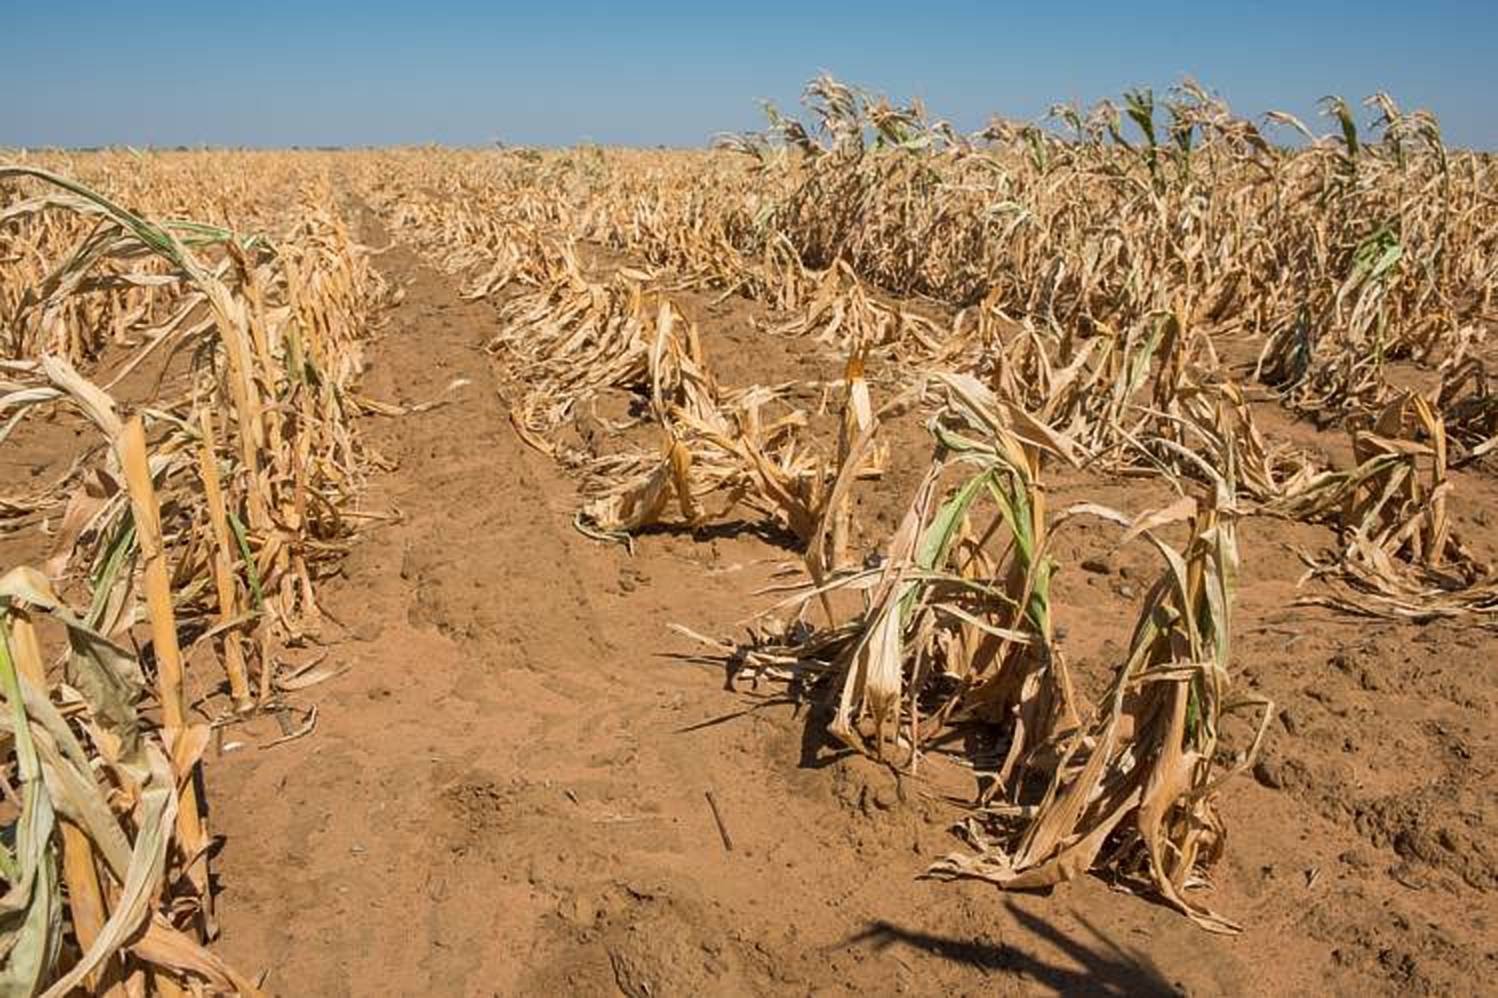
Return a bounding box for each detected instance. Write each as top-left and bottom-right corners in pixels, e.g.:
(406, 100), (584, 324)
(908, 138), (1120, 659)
(845, 901), (1180, 997)
(636, 517), (803, 551)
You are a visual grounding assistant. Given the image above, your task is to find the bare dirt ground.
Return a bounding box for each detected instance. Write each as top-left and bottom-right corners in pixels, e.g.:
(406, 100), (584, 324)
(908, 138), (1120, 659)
(204, 210), (1496, 996)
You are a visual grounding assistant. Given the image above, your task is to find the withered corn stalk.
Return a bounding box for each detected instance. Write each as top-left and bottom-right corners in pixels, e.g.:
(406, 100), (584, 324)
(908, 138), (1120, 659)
(1, 568), (265, 996)
(1, 158), (387, 991)
(1272, 392), (1498, 623)
(732, 377), (1270, 931)
(931, 484), (1272, 934)
(574, 299), (886, 548)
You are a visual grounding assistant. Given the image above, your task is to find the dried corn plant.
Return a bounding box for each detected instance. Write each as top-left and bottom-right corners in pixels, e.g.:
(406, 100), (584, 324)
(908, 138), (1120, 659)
(735, 374), (1083, 769)
(575, 300), (885, 549)
(845, 376), (1084, 777)
(932, 484), (1272, 935)
(2, 165), (390, 670)
(764, 262), (946, 363)
(1273, 392), (1498, 622)
(1, 157), (389, 992)
(1, 532), (263, 995)
(732, 375), (1268, 930)
(486, 247), (659, 460)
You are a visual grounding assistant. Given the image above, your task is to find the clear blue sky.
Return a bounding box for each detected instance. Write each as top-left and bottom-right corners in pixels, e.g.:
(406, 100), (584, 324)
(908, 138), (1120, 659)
(5, 2), (1495, 149)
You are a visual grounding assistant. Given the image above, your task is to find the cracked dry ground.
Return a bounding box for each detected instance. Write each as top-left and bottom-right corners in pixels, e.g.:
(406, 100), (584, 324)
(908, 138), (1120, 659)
(205, 212), (1496, 997)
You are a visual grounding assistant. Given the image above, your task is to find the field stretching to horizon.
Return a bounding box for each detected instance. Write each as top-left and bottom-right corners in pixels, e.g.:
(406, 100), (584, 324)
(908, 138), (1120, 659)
(1, 79), (1495, 995)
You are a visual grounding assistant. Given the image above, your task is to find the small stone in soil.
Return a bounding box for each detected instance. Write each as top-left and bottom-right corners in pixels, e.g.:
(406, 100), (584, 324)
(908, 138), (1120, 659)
(1253, 759), (1283, 789)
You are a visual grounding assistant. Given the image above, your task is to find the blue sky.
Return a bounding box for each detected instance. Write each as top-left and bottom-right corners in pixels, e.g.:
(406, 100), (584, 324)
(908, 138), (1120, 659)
(4, 2), (1495, 148)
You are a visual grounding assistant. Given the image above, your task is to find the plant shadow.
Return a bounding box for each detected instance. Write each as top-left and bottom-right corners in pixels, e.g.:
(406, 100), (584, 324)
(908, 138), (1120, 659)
(842, 901), (1181, 997)
(635, 517), (802, 551)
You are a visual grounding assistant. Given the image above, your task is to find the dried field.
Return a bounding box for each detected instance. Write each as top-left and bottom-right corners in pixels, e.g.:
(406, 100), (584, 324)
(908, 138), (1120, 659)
(1, 81), (1495, 995)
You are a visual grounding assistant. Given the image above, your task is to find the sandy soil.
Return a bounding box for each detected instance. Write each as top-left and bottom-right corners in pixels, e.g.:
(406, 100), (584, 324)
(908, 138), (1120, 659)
(200, 207), (1497, 997)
